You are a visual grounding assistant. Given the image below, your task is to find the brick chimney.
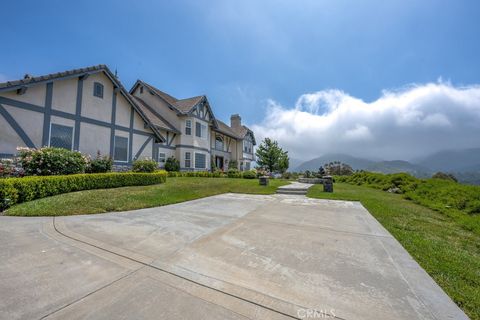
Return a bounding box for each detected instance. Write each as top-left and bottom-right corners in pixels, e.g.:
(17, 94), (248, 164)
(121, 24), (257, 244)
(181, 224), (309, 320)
(230, 114), (241, 129)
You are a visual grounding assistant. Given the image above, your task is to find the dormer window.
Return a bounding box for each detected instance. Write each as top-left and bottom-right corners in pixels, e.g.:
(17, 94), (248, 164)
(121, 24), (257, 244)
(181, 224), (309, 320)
(93, 82), (104, 98)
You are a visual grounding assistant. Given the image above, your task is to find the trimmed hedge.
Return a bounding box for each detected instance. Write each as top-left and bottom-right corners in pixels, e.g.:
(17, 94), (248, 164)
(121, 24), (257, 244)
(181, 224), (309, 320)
(0, 171), (167, 211)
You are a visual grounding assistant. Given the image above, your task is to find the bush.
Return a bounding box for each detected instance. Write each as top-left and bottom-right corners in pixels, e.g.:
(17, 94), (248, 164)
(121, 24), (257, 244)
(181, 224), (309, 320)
(432, 172), (458, 182)
(17, 147), (87, 176)
(132, 159), (157, 173)
(0, 171), (167, 211)
(228, 160), (238, 170)
(227, 168), (241, 178)
(0, 158), (24, 178)
(242, 170), (257, 179)
(164, 156), (180, 172)
(86, 153), (112, 173)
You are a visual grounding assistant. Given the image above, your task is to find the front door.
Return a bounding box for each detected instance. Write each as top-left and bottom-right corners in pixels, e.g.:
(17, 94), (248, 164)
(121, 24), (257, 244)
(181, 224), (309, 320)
(215, 156), (224, 170)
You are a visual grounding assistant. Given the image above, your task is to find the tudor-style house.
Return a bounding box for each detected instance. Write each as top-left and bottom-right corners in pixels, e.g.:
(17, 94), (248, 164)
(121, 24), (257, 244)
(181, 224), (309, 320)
(0, 65), (256, 171)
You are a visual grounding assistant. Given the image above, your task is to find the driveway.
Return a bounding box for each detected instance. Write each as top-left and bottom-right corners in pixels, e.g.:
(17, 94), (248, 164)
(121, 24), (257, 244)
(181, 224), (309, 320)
(0, 194), (468, 319)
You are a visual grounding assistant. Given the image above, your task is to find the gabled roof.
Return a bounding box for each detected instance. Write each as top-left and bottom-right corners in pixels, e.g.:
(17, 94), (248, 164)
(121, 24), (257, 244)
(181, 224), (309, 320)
(174, 95), (204, 112)
(232, 125), (257, 145)
(0, 64), (166, 142)
(214, 120), (241, 139)
(132, 96), (180, 134)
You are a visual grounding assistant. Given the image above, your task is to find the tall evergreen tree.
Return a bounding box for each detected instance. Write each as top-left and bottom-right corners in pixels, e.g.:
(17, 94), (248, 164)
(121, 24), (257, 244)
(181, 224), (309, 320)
(255, 138), (289, 173)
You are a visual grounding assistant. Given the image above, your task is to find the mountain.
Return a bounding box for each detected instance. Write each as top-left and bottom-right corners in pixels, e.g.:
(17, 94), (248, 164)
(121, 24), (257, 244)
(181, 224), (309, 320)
(366, 160), (431, 178)
(414, 148), (480, 172)
(295, 154), (375, 172)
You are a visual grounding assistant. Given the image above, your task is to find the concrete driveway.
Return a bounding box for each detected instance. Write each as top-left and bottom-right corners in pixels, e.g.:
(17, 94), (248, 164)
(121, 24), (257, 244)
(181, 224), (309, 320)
(0, 194), (468, 320)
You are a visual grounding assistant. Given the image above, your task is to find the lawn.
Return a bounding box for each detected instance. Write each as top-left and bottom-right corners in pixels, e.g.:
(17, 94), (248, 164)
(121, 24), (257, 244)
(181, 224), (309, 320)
(308, 183), (480, 320)
(5, 177), (288, 216)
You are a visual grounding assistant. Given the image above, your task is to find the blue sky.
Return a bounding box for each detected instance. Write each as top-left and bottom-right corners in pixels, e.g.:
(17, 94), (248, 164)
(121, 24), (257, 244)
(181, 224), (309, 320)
(2, 0), (480, 160)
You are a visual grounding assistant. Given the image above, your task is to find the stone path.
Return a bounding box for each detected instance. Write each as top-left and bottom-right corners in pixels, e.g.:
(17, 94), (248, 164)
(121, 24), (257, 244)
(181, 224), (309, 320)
(276, 182), (313, 195)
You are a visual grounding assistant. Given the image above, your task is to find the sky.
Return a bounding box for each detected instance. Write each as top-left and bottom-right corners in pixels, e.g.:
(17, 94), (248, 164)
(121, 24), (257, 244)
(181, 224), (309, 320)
(1, 0), (480, 161)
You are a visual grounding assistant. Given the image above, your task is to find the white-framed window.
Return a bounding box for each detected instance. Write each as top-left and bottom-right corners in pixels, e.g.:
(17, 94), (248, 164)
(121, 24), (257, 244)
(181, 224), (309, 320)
(185, 120), (192, 135)
(114, 136), (128, 162)
(195, 122), (207, 139)
(215, 136), (224, 150)
(243, 139), (253, 153)
(185, 152), (191, 168)
(195, 153), (206, 169)
(93, 82), (104, 98)
(158, 152), (166, 163)
(49, 123), (73, 150)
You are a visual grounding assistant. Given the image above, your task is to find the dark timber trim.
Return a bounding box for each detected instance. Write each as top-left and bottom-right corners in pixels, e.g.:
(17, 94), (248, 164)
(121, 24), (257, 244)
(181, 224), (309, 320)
(0, 103), (36, 148)
(110, 90), (117, 158)
(42, 82), (53, 146)
(134, 136), (152, 160)
(128, 106), (134, 163)
(73, 77), (83, 150)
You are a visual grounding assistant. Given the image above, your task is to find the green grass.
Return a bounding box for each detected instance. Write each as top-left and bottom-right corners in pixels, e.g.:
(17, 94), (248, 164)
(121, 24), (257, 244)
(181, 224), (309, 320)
(308, 183), (480, 320)
(5, 177), (288, 216)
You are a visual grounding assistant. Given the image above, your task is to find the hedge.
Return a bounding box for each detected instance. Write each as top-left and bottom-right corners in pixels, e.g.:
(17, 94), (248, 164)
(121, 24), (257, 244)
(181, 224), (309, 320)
(0, 171), (167, 211)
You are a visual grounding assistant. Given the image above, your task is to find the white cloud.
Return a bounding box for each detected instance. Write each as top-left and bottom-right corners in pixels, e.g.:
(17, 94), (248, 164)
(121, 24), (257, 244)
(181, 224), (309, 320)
(252, 82), (480, 161)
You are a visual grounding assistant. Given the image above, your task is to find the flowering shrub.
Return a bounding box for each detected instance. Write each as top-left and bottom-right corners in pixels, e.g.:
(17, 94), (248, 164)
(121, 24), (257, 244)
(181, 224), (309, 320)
(86, 152), (113, 173)
(17, 147), (87, 176)
(0, 159), (24, 178)
(132, 158), (158, 173)
(241, 170), (257, 179)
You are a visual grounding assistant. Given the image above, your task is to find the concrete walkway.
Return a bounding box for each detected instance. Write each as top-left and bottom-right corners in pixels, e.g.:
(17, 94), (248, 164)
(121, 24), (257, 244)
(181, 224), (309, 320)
(0, 194), (468, 320)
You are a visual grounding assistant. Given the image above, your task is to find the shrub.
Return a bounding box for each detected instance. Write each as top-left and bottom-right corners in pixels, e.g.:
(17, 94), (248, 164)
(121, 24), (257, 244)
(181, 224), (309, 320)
(227, 168), (241, 178)
(228, 160), (238, 170)
(164, 156), (180, 172)
(86, 153), (112, 173)
(17, 147), (87, 176)
(0, 158), (24, 178)
(242, 170), (257, 179)
(432, 172), (458, 182)
(0, 171), (167, 211)
(132, 159), (157, 173)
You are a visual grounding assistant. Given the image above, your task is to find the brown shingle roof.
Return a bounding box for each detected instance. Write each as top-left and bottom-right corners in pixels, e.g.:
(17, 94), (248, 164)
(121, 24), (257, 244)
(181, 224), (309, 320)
(214, 120), (241, 138)
(174, 96), (204, 112)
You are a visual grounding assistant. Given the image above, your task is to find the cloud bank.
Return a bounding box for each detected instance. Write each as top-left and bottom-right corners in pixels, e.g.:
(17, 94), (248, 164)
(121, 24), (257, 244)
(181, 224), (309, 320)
(251, 82), (480, 161)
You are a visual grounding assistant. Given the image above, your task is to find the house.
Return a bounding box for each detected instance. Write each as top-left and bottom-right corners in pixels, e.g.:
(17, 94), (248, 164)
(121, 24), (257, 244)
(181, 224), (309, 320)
(0, 65), (256, 171)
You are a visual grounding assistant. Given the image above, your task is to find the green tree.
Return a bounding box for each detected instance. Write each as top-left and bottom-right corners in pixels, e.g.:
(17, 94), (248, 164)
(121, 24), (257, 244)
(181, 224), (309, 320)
(255, 138), (289, 173)
(324, 161), (354, 176)
(164, 156), (180, 172)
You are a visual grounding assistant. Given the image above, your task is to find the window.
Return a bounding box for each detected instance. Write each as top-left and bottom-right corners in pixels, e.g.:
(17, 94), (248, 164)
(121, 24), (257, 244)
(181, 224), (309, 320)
(140, 86), (144, 94)
(93, 82), (104, 98)
(185, 152), (191, 168)
(215, 136), (224, 150)
(158, 152), (166, 163)
(195, 122), (207, 139)
(195, 153), (206, 169)
(195, 122), (201, 137)
(185, 120), (192, 135)
(50, 124), (73, 150)
(114, 136), (128, 162)
(246, 162), (251, 170)
(244, 139), (253, 153)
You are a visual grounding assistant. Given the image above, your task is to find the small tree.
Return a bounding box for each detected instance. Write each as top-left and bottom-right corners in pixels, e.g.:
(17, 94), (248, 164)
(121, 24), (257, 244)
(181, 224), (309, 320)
(316, 166), (326, 178)
(324, 161), (353, 176)
(432, 172), (458, 182)
(164, 156), (180, 172)
(255, 138), (289, 173)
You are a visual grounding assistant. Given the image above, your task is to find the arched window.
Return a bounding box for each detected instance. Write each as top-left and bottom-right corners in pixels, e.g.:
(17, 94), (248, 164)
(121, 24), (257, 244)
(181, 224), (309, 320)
(215, 136), (224, 150)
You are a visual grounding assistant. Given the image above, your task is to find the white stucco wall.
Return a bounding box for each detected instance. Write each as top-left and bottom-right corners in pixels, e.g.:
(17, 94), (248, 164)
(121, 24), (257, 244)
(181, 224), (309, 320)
(52, 78), (77, 114)
(115, 93), (131, 127)
(79, 122), (111, 157)
(2, 83), (46, 107)
(3, 105), (44, 148)
(81, 73), (113, 123)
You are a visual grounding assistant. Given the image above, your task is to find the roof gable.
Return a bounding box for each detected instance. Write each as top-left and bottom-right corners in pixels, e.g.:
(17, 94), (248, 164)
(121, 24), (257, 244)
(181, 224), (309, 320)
(0, 65), (166, 142)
